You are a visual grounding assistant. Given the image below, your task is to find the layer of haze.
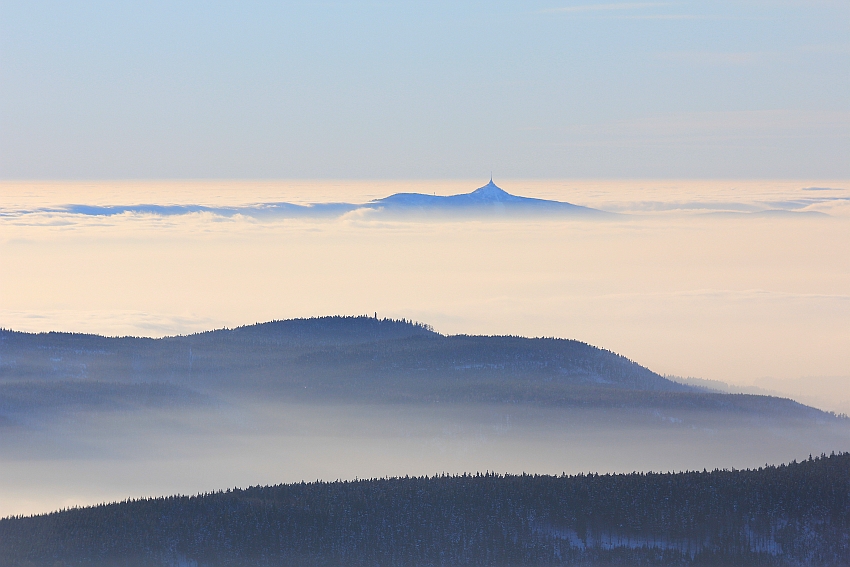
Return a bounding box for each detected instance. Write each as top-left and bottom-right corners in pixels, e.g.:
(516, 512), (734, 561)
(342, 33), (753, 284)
(3, 401), (849, 518)
(2, 179), (849, 414)
(1, 1), (848, 178)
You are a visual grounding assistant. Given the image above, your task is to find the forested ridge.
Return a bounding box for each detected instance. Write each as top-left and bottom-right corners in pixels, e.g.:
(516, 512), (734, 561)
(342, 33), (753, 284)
(1, 453), (847, 566)
(0, 316), (833, 419)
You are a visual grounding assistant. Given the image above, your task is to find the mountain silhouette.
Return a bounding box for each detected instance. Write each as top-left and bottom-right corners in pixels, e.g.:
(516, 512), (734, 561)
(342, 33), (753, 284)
(369, 179), (607, 216)
(0, 316), (834, 419)
(40, 181), (610, 219)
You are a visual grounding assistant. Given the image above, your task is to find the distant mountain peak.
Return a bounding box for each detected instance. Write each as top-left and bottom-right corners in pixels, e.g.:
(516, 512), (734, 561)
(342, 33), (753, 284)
(469, 179), (514, 200)
(366, 179), (609, 216)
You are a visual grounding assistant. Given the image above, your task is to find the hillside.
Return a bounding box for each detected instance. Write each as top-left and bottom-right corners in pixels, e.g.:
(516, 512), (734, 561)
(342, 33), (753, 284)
(1, 453), (847, 566)
(0, 316), (833, 421)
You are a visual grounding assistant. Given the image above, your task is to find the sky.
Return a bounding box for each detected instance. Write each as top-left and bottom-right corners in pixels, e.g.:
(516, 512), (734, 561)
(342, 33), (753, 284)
(1, 0), (848, 179)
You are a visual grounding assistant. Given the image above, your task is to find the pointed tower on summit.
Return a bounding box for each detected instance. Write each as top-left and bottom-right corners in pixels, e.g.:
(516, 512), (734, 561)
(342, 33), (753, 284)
(470, 175), (514, 202)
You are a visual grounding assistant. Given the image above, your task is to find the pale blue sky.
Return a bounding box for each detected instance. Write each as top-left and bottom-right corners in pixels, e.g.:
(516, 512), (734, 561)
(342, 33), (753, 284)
(1, 1), (848, 178)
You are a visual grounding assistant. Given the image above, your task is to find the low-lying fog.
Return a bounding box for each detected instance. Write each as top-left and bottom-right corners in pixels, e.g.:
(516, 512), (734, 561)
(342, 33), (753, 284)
(2, 399), (849, 518)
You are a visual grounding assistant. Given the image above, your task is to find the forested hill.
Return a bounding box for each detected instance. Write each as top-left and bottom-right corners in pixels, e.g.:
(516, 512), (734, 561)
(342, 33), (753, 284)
(0, 316), (836, 418)
(0, 315), (437, 349)
(2, 453), (848, 567)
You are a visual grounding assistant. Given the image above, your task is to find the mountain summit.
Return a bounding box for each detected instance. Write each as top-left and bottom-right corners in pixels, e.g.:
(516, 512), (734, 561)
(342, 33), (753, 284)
(369, 179), (607, 216)
(464, 179), (521, 202)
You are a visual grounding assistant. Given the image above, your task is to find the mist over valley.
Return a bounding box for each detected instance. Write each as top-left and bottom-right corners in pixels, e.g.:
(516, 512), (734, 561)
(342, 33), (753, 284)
(1, 315), (847, 521)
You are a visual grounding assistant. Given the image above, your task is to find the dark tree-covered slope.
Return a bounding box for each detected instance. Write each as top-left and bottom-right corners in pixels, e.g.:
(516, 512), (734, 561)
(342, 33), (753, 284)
(1, 453), (848, 566)
(0, 316), (834, 419)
